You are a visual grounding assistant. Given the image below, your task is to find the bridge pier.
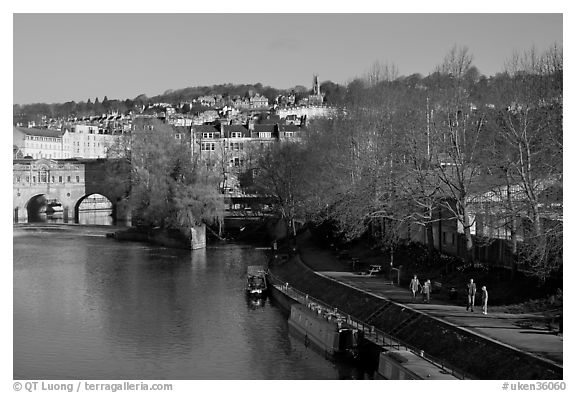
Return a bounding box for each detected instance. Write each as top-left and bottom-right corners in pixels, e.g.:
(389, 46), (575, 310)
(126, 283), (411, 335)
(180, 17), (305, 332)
(191, 224), (206, 250)
(14, 207), (27, 223)
(114, 200), (132, 225)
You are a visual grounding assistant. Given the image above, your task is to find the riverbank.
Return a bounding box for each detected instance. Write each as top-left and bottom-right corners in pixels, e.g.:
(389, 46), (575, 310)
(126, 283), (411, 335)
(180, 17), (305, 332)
(268, 231), (562, 379)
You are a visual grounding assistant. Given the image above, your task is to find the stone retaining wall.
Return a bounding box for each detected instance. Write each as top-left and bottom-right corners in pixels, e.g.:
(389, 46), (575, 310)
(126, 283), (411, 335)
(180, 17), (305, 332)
(269, 256), (562, 380)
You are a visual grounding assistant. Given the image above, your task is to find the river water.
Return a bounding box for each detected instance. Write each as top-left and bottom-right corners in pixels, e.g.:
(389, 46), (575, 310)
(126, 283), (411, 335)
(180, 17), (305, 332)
(13, 225), (360, 380)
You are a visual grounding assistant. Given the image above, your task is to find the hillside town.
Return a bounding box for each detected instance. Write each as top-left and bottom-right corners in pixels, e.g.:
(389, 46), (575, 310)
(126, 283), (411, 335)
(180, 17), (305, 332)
(13, 75), (336, 162)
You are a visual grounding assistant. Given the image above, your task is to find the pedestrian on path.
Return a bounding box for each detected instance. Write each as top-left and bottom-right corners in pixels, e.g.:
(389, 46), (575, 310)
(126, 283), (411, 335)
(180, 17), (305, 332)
(409, 275), (422, 299)
(466, 278), (477, 312)
(481, 286), (488, 315)
(422, 279), (431, 303)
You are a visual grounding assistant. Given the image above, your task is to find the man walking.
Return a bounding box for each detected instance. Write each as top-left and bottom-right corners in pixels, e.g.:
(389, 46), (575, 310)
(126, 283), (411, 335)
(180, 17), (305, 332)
(409, 275), (422, 300)
(467, 278), (477, 312)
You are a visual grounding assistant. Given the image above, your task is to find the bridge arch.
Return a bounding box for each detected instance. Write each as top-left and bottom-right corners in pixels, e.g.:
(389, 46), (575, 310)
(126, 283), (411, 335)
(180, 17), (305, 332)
(73, 193), (114, 224)
(73, 192), (131, 225)
(25, 193), (50, 222)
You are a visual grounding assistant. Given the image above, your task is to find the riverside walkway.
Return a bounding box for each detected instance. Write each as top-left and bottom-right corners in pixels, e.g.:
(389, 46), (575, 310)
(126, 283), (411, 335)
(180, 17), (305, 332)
(294, 237), (563, 368)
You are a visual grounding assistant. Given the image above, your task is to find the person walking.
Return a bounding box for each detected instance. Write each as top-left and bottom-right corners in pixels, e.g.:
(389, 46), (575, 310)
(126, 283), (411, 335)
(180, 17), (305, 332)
(409, 275), (422, 300)
(481, 286), (488, 315)
(422, 279), (431, 303)
(466, 278), (477, 312)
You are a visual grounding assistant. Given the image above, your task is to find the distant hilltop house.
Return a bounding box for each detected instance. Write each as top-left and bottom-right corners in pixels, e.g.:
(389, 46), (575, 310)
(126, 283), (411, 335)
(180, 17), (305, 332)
(230, 94), (269, 110)
(275, 93), (296, 107)
(249, 94), (269, 109)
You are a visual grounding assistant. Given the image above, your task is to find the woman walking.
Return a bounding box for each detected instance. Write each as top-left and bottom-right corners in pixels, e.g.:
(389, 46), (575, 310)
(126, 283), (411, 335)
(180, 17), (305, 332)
(422, 279), (431, 303)
(481, 286), (488, 315)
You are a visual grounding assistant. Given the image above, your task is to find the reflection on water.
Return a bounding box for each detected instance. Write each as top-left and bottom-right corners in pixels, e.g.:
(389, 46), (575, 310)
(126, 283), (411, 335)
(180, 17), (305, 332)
(77, 210), (114, 225)
(14, 226), (358, 380)
(31, 210), (114, 225)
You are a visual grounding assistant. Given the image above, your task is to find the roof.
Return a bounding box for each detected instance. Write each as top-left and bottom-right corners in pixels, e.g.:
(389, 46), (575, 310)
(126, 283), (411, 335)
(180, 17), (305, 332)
(14, 126), (63, 139)
(222, 124), (250, 137)
(254, 124), (276, 133)
(279, 124), (301, 132)
(191, 124), (219, 134)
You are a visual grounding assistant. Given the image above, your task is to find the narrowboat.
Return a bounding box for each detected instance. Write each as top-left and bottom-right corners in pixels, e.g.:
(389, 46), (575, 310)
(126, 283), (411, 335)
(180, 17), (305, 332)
(246, 265), (268, 297)
(376, 349), (461, 380)
(287, 303), (362, 360)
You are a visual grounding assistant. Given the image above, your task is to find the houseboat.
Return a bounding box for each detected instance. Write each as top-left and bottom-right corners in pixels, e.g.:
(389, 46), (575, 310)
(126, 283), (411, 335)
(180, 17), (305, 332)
(246, 265), (268, 297)
(376, 349), (461, 380)
(287, 303), (362, 360)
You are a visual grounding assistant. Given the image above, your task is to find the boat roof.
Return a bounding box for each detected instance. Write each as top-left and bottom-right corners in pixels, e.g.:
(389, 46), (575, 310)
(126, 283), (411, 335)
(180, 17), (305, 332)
(380, 350), (461, 380)
(247, 265), (266, 276)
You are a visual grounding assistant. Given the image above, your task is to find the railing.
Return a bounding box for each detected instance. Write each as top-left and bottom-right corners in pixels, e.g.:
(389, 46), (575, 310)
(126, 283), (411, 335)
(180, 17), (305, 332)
(267, 270), (471, 380)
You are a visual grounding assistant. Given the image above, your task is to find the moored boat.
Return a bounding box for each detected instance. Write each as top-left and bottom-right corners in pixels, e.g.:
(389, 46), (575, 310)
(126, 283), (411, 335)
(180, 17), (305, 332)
(287, 303), (362, 360)
(246, 265), (268, 297)
(376, 349), (461, 380)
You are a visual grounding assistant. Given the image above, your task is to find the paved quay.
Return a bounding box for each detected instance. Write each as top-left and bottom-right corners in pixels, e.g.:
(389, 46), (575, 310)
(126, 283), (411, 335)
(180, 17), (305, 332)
(294, 237), (563, 368)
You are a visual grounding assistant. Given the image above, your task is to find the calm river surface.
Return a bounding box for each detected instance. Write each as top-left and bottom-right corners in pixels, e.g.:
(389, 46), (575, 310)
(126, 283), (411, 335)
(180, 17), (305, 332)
(14, 225), (359, 380)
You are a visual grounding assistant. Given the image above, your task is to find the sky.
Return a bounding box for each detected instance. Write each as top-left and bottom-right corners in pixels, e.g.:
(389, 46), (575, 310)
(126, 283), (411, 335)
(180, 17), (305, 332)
(13, 13), (562, 105)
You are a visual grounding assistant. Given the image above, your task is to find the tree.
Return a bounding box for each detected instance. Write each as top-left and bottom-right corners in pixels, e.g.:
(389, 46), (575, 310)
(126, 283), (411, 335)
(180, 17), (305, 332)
(363, 60), (399, 87)
(252, 142), (313, 238)
(486, 45), (563, 280)
(429, 45), (491, 265)
(110, 117), (224, 233)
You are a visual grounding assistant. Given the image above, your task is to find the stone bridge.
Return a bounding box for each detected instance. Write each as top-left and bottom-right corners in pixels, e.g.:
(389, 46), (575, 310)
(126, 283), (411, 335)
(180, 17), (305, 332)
(13, 158), (131, 223)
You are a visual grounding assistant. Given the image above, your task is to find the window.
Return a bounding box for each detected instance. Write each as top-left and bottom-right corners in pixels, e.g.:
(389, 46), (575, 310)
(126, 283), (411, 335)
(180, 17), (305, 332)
(202, 132), (214, 139)
(201, 142), (215, 151)
(26, 176), (30, 183)
(67, 176), (71, 182)
(33, 176), (36, 183)
(51, 176), (55, 183)
(76, 176), (80, 182)
(285, 132), (293, 138)
(231, 132), (242, 138)
(175, 134), (182, 140)
(259, 132), (271, 138)
(59, 176), (63, 183)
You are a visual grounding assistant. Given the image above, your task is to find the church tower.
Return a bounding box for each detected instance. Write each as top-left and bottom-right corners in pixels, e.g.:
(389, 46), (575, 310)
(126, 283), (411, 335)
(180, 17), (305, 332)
(312, 74), (321, 96)
(309, 74), (324, 105)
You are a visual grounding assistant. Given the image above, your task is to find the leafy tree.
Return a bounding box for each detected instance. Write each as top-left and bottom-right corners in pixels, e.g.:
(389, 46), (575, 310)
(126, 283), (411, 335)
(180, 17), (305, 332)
(110, 118), (224, 233)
